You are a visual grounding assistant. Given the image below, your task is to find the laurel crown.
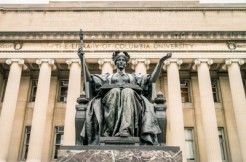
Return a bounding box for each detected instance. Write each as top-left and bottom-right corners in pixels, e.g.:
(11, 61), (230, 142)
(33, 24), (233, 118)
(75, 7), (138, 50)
(112, 51), (130, 63)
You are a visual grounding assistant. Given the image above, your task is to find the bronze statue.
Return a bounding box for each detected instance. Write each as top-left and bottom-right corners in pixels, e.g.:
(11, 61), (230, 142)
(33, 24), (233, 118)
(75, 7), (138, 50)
(77, 49), (172, 145)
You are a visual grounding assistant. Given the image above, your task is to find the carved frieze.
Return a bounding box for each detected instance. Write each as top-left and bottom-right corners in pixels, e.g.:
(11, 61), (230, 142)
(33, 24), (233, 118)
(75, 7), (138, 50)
(1, 42), (246, 52)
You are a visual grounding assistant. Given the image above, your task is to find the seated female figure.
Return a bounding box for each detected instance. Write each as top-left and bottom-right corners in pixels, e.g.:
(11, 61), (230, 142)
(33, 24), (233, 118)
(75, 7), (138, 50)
(78, 50), (172, 145)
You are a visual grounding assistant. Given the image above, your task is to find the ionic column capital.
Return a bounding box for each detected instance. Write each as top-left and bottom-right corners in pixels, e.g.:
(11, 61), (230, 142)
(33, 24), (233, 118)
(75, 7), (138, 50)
(222, 59), (244, 70)
(163, 59), (183, 70)
(192, 58), (213, 70)
(98, 58), (114, 70)
(66, 59), (81, 69)
(6, 58), (27, 70)
(131, 58), (150, 70)
(36, 59), (56, 70)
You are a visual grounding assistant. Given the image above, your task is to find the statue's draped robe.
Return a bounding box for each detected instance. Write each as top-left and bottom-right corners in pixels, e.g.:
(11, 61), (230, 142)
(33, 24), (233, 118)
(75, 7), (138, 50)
(81, 73), (161, 145)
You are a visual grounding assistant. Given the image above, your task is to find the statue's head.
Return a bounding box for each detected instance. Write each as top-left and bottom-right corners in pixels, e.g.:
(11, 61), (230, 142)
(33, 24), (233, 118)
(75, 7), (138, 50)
(112, 51), (130, 70)
(112, 51), (130, 64)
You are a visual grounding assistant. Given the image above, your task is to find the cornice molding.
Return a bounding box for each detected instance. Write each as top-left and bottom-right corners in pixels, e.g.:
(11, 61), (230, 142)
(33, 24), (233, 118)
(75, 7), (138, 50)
(1, 31), (246, 41)
(1, 7), (246, 12)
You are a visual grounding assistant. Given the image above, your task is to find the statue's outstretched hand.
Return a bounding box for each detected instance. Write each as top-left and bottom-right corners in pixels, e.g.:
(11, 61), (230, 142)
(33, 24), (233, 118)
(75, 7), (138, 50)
(78, 48), (84, 59)
(166, 52), (172, 58)
(160, 52), (172, 63)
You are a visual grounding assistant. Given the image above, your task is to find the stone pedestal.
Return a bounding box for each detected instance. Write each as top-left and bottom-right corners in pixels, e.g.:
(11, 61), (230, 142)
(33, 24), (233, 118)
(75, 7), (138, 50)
(58, 145), (181, 162)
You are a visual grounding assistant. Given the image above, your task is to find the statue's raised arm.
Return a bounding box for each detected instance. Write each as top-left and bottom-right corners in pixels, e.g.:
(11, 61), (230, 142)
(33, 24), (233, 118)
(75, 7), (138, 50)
(149, 52), (172, 83)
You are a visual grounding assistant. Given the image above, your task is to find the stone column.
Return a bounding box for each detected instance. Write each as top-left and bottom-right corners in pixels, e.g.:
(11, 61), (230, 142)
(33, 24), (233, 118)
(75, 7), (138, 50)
(0, 59), (26, 162)
(26, 59), (55, 162)
(193, 59), (222, 162)
(132, 58), (150, 74)
(219, 77), (242, 162)
(98, 59), (114, 74)
(224, 59), (246, 161)
(63, 59), (81, 145)
(164, 59), (186, 162)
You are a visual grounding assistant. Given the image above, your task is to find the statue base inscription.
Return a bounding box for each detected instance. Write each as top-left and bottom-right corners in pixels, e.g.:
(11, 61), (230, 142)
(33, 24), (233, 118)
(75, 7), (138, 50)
(58, 145), (182, 162)
(100, 137), (140, 146)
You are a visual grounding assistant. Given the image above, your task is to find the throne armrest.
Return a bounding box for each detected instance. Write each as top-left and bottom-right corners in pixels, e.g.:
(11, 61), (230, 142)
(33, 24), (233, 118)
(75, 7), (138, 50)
(153, 92), (167, 145)
(75, 92), (89, 145)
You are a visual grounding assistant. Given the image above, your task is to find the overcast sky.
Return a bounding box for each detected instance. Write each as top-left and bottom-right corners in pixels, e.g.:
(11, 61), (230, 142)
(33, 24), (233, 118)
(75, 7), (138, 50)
(0, 0), (245, 4)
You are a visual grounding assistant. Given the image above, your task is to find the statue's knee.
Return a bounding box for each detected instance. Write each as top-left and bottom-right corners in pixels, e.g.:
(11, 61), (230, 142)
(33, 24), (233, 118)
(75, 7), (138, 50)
(122, 88), (134, 95)
(110, 88), (121, 94)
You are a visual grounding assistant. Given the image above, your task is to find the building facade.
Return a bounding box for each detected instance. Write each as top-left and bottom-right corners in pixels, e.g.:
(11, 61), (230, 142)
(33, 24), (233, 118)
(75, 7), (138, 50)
(0, 1), (246, 162)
